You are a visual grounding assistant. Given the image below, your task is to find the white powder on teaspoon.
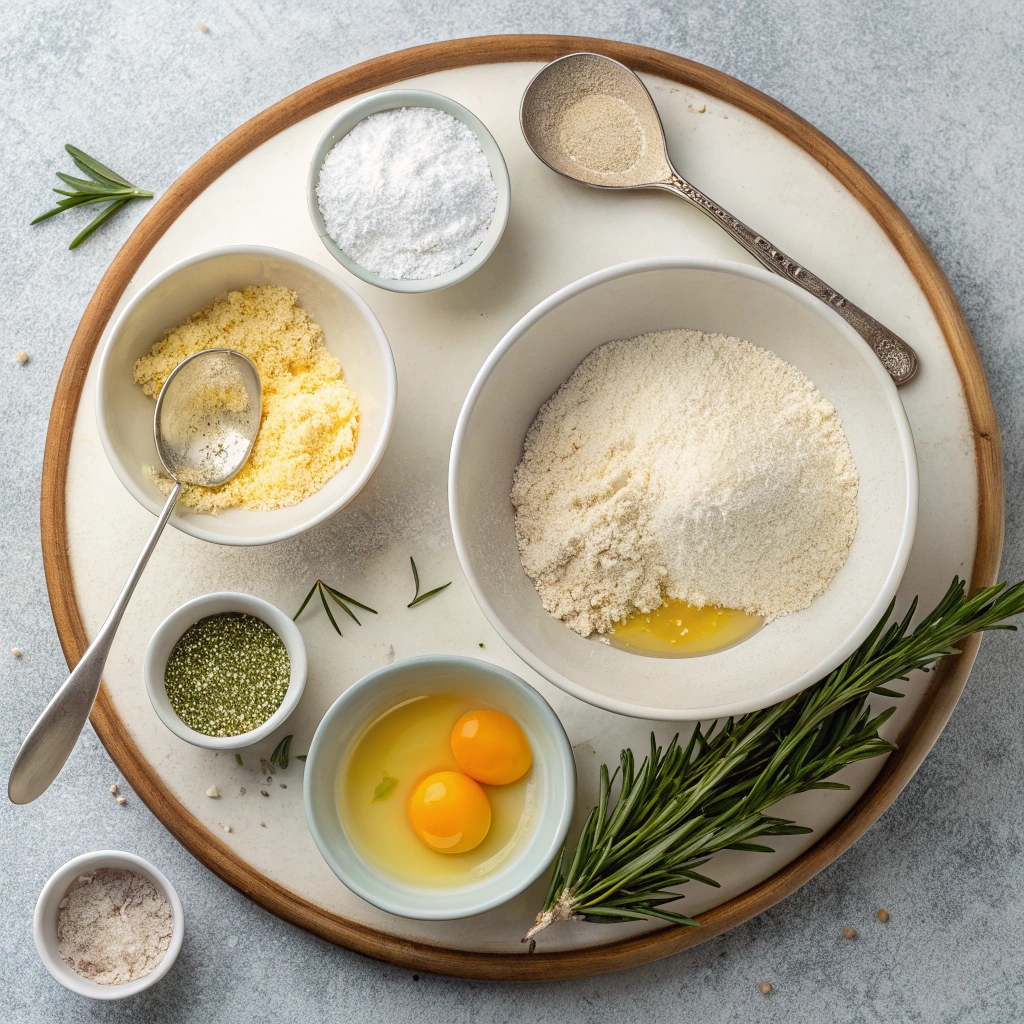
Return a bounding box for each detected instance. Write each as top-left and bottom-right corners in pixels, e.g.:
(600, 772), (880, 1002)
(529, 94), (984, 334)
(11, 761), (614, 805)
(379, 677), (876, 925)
(316, 106), (498, 281)
(511, 329), (860, 636)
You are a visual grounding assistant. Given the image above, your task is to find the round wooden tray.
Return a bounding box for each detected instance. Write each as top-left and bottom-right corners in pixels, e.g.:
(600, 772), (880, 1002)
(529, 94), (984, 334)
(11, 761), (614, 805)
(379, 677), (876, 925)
(41, 35), (1002, 981)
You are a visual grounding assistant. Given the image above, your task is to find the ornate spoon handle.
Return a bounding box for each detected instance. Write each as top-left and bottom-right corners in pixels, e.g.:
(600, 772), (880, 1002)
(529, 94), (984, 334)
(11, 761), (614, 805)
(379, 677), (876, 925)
(660, 174), (918, 385)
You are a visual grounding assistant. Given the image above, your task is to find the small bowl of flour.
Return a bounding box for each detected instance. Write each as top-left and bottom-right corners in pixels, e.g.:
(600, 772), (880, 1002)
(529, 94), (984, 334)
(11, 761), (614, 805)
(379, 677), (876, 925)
(309, 90), (510, 292)
(34, 850), (183, 999)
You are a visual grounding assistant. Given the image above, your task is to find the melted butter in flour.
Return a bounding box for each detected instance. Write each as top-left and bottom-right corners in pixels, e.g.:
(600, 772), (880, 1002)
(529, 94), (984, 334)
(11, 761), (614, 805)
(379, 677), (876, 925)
(605, 598), (763, 657)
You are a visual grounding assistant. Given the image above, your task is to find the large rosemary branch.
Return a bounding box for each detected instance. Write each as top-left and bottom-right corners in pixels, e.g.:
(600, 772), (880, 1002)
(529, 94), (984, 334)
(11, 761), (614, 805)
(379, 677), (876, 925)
(526, 577), (1024, 942)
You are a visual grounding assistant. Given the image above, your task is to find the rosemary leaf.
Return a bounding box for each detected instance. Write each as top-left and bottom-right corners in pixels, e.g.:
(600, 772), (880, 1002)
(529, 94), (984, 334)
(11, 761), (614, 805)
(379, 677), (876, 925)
(270, 735), (292, 770)
(325, 586), (361, 625)
(409, 583), (451, 607)
(292, 582), (319, 621)
(408, 557), (452, 607)
(322, 583), (378, 614)
(318, 586), (343, 636)
(66, 143), (134, 186)
(69, 198), (132, 249)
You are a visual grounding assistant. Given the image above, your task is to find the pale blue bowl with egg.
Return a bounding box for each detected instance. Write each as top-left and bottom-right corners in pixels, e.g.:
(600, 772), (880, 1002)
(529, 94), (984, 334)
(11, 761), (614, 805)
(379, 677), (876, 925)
(303, 655), (575, 920)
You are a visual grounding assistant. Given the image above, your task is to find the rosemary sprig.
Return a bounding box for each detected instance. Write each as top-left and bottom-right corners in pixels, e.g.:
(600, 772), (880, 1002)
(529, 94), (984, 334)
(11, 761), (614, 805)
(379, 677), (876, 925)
(32, 144), (154, 249)
(526, 576), (1024, 942)
(294, 579), (377, 636)
(408, 556), (451, 607)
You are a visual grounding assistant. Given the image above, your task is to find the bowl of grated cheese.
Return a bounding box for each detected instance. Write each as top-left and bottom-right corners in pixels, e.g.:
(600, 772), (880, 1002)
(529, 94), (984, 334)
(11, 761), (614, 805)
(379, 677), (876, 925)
(449, 257), (918, 721)
(96, 245), (397, 546)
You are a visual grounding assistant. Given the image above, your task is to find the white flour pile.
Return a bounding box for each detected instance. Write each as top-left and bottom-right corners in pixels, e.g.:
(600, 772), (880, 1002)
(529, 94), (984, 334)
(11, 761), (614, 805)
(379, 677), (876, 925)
(316, 106), (498, 280)
(512, 329), (859, 636)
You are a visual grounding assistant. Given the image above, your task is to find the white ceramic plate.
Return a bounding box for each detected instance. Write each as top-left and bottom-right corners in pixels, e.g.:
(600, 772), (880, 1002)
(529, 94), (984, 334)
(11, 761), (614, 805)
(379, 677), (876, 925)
(96, 245), (397, 546)
(450, 258), (919, 720)
(59, 58), (980, 958)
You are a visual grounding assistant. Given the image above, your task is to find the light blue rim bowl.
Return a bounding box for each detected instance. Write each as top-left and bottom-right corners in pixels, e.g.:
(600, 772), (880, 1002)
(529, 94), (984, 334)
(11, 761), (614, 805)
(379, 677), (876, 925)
(306, 89), (511, 293)
(303, 656), (576, 920)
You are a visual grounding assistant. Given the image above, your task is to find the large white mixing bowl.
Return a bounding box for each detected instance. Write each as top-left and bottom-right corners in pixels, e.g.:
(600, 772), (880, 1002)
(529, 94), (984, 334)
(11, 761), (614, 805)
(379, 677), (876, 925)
(449, 258), (918, 721)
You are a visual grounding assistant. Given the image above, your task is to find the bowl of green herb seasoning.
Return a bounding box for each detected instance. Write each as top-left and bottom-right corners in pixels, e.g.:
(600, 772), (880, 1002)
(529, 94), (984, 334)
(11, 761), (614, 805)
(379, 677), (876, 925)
(144, 592), (307, 749)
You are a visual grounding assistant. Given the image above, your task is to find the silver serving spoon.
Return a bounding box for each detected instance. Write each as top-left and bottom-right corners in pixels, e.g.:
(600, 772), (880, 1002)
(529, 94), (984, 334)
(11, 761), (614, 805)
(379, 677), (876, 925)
(8, 348), (261, 804)
(521, 53), (918, 385)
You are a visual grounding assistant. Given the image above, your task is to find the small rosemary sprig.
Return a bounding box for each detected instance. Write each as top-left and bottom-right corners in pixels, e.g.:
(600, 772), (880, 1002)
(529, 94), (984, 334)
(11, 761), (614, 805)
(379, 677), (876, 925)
(526, 576), (1024, 943)
(408, 557), (451, 607)
(269, 734), (293, 770)
(31, 144), (153, 249)
(294, 579), (377, 636)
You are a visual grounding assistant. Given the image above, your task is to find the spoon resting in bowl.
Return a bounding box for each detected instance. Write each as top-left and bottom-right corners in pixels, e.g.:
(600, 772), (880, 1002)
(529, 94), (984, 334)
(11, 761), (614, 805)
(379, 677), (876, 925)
(7, 349), (261, 804)
(520, 52), (918, 385)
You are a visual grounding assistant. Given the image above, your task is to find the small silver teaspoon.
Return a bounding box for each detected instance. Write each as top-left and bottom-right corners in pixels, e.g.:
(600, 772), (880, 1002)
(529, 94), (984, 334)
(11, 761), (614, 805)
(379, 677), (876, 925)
(8, 348), (261, 804)
(521, 52), (919, 385)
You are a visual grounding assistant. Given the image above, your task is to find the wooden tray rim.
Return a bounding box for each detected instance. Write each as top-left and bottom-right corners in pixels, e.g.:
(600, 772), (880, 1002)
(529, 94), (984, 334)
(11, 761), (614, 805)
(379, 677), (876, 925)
(39, 34), (1004, 982)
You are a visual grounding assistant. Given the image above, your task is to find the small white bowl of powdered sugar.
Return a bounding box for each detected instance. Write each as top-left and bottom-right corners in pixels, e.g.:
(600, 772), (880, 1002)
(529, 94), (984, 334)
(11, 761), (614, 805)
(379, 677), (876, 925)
(450, 257), (918, 721)
(308, 90), (510, 292)
(34, 850), (183, 999)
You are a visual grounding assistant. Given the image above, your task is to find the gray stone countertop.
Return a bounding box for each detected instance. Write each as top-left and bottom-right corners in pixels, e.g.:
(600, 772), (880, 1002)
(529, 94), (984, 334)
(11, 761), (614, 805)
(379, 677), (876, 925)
(1, 2), (1022, 1021)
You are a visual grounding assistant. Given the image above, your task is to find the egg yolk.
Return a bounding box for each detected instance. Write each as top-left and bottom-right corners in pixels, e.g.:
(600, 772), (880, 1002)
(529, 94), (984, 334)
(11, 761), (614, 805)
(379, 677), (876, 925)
(408, 771), (491, 854)
(450, 710), (532, 786)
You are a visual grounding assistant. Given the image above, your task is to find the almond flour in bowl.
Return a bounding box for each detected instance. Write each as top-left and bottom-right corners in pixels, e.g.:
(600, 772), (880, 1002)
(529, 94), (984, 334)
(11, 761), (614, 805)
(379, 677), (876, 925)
(511, 328), (859, 645)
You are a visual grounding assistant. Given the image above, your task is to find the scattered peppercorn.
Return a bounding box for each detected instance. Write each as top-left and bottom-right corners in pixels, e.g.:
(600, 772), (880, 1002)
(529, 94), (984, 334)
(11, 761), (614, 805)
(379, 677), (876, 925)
(877, 909), (889, 923)
(758, 982), (772, 995)
(261, 790), (269, 797)
(842, 926), (856, 939)
(279, 783), (287, 789)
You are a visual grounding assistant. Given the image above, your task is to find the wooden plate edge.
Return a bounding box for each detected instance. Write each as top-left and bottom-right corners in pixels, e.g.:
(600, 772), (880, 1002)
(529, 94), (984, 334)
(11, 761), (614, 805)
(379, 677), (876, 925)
(38, 34), (1004, 982)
